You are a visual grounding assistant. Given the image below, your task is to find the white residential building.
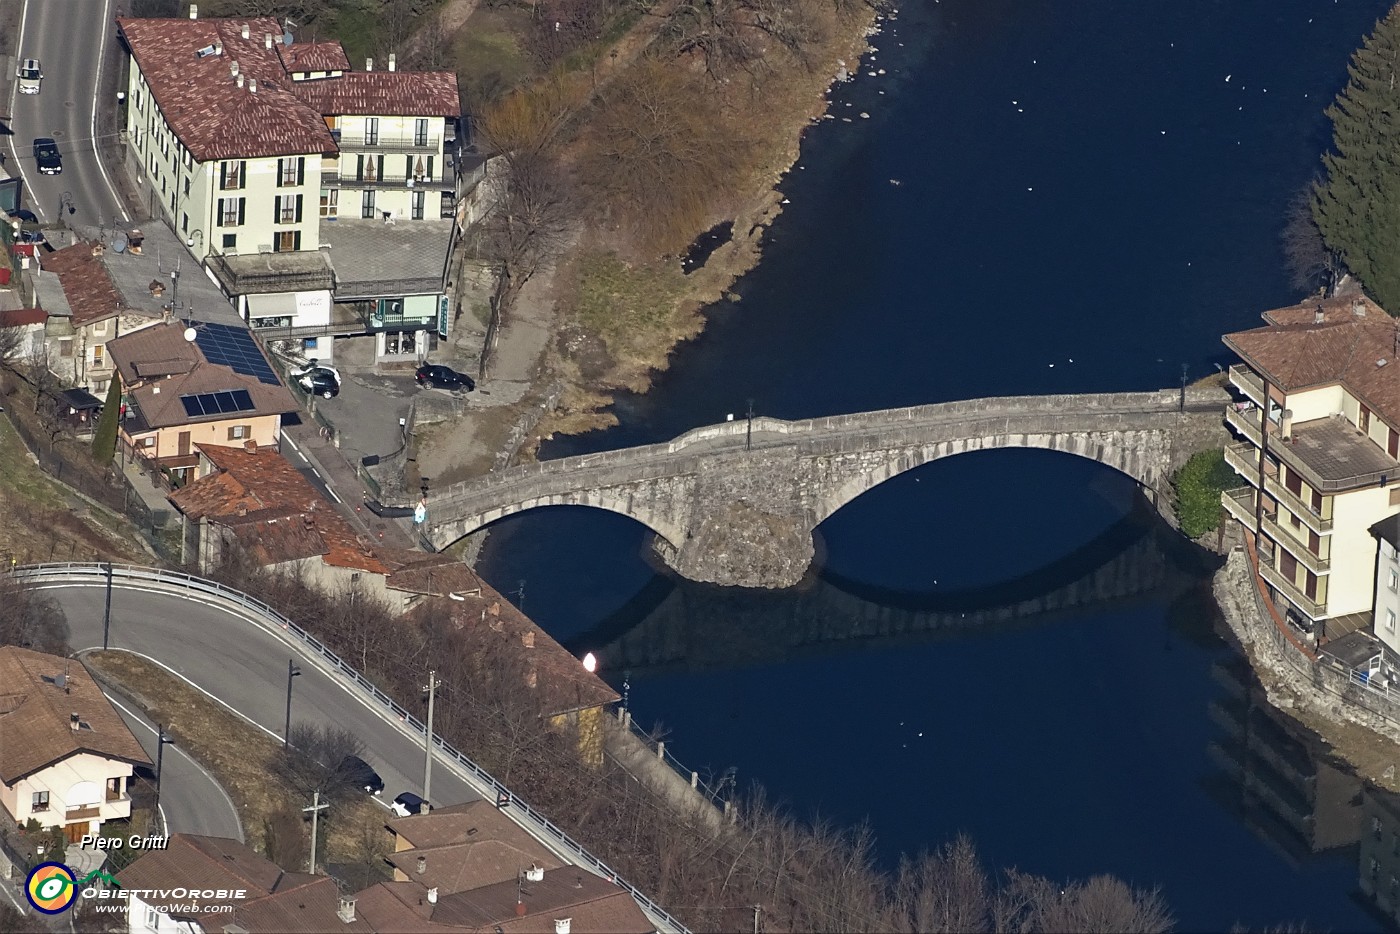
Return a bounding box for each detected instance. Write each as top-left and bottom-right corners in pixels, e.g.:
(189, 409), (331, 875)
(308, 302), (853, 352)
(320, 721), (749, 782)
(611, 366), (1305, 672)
(117, 14), (462, 361)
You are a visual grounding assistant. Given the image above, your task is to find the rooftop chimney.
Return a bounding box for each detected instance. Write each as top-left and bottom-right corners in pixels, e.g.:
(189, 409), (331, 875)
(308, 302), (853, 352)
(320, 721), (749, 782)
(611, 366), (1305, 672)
(241, 23), (249, 39)
(189, 3), (197, 18)
(249, 77), (257, 93)
(554, 920), (571, 934)
(1314, 304), (1325, 325)
(244, 439), (257, 453)
(515, 901), (527, 918)
(525, 865), (545, 883)
(427, 888), (438, 905)
(69, 712), (80, 731)
(336, 897), (356, 924)
(522, 631), (535, 649)
(1354, 298), (1367, 317)
(231, 60), (240, 77)
(236, 74), (244, 89)
(388, 53), (396, 72)
(366, 58), (374, 71)
(213, 39), (223, 55)
(416, 856), (427, 875)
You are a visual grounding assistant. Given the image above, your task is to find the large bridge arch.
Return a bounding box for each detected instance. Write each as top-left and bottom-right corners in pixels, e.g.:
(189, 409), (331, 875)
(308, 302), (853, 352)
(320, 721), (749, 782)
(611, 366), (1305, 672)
(810, 428), (1174, 528)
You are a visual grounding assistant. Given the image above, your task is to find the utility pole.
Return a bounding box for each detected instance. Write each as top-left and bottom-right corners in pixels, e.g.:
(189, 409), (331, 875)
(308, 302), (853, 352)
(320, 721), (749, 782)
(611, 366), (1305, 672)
(746, 398), (754, 451)
(1179, 363), (1188, 413)
(102, 562), (113, 650)
(422, 670), (442, 812)
(153, 725), (175, 831)
(284, 659), (302, 748)
(752, 904), (762, 934)
(302, 791), (328, 874)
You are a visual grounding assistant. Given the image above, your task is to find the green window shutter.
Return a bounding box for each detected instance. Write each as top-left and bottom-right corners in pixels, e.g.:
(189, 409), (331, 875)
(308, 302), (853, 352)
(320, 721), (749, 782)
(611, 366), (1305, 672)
(295, 194), (303, 223)
(274, 195), (281, 224)
(293, 231), (302, 251)
(297, 157), (305, 186)
(277, 158), (284, 185)
(237, 197), (246, 226)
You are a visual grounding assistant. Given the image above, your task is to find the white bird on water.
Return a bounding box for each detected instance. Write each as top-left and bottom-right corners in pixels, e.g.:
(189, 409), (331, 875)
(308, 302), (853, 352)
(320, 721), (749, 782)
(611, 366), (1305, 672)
(1225, 74), (1232, 82)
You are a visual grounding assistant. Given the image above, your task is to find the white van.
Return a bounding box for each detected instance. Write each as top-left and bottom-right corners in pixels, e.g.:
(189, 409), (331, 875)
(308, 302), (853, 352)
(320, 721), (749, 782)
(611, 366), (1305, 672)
(16, 59), (41, 95)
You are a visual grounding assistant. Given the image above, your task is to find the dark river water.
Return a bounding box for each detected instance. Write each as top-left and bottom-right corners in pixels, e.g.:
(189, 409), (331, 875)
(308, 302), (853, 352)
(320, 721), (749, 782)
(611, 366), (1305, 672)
(477, 1), (1400, 929)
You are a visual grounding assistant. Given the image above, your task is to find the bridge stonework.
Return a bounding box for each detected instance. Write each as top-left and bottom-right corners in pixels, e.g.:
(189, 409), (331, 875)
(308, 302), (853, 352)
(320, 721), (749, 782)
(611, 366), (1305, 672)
(421, 388), (1228, 588)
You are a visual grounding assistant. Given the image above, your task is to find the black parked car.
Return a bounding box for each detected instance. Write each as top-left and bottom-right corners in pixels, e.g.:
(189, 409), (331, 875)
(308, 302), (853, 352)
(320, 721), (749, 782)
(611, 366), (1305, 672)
(289, 362), (341, 399)
(340, 755), (384, 795)
(32, 138), (61, 175)
(415, 364), (474, 392)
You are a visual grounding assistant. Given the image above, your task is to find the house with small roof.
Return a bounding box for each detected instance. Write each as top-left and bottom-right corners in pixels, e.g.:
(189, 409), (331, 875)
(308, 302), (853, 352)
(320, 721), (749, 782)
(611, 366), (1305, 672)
(119, 833), (371, 934)
(116, 12), (466, 362)
(169, 442), (483, 611)
(0, 647), (151, 843)
(1222, 294), (1400, 641)
(106, 319), (297, 483)
(29, 241), (165, 395)
(0, 307), (47, 366)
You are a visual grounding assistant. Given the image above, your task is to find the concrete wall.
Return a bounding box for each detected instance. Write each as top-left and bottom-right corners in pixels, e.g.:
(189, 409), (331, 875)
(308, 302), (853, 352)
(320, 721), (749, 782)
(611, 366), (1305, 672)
(1331, 488), (1400, 617)
(1377, 539), (1400, 657)
(123, 413), (282, 464)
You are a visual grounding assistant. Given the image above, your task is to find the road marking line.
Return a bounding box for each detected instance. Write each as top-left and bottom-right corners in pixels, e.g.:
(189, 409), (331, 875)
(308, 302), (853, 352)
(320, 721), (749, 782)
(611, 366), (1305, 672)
(102, 691), (246, 843)
(92, 0), (129, 223)
(325, 484), (343, 504)
(8, 0), (41, 221)
(0, 875), (25, 913)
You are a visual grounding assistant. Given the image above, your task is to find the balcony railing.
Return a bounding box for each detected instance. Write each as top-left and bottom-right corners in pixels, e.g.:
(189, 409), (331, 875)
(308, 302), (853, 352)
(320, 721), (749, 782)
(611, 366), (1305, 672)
(1262, 473), (1332, 534)
(1224, 404), (1263, 447)
(1260, 514), (1330, 574)
(1230, 364), (1266, 407)
(1224, 442), (1268, 484)
(1222, 485), (1258, 530)
(337, 133), (440, 153)
(1258, 560), (1326, 619)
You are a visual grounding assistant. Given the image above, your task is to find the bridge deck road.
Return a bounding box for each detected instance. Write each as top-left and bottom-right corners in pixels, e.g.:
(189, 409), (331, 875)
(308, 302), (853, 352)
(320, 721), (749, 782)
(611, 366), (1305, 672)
(45, 585), (478, 813)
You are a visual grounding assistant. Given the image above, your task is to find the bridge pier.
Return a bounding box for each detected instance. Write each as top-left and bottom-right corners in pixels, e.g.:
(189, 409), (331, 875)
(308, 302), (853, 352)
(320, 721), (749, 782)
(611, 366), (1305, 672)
(655, 499), (815, 589)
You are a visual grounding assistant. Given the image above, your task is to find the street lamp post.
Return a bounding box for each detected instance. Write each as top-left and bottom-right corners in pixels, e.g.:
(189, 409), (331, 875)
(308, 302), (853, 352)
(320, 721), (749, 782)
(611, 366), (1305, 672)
(284, 659), (302, 748)
(153, 725), (175, 830)
(422, 670), (441, 813)
(102, 562), (113, 650)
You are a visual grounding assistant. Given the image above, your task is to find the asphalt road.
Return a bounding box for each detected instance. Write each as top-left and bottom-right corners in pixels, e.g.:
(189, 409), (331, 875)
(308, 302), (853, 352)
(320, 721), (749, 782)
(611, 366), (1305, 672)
(103, 684), (244, 841)
(40, 585), (478, 821)
(6, 0), (131, 229)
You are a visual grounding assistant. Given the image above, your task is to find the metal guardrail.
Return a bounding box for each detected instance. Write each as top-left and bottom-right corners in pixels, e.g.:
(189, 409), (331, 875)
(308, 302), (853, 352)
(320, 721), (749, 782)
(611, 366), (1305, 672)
(13, 563), (690, 934)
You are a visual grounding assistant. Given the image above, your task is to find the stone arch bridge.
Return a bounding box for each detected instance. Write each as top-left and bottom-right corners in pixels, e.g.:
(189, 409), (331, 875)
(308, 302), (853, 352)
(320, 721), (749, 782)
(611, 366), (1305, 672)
(414, 388), (1226, 588)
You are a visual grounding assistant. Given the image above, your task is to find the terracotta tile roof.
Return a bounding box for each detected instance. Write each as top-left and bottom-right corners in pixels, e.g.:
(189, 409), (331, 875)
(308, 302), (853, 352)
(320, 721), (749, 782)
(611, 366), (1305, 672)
(1224, 294), (1400, 428)
(387, 801), (565, 891)
(0, 308), (45, 327)
(354, 882), (470, 933)
(405, 585), (620, 718)
(41, 242), (130, 327)
(385, 553), (483, 597)
(117, 17), (337, 161)
(0, 647), (152, 783)
(427, 867), (654, 933)
(278, 40), (350, 73)
(291, 70), (461, 117)
(107, 322), (297, 429)
(119, 835), (367, 933)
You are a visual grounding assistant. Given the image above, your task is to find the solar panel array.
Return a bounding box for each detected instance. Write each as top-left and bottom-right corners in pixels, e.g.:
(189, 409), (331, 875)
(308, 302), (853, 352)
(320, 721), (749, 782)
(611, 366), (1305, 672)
(180, 389), (256, 418)
(195, 322), (281, 385)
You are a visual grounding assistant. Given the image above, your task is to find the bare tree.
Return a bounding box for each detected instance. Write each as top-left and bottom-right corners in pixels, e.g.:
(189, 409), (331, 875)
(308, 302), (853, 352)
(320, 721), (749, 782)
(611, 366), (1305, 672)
(261, 802), (309, 871)
(1284, 184), (1342, 296)
(0, 320), (25, 366)
(480, 155), (575, 307)
(0, 579), (71, 654)
(276, 722), (368, 807)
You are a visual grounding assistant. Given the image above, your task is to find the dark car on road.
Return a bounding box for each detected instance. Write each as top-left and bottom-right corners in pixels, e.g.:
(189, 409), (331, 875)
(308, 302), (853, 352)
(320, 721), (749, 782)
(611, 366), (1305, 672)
(32, 138), (61, 175)
(415, 364), (474, 393)
(289, 362), (340, 399)
(391, 792), (431, 816)
(340, 755), (384, 795)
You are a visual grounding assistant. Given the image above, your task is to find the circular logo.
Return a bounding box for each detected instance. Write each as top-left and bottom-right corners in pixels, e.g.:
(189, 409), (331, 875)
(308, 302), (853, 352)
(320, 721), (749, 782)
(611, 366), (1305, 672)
(25, 862), (77, 914)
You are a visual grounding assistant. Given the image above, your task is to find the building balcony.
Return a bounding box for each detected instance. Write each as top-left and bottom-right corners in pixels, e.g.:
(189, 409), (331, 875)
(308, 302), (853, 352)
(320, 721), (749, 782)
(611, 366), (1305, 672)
(1260, 515), (1330, 574)
(1230, 364), (1267, 407)
(322, 173), (453, 192)
(1225, 441), (1271, 484)
(1222, 485), (1258, 530)
(1225, 403), (1264, 448)
(1261, 474), (1332, 535)
(1258, 560), (1326, 620)
(337, 133), (441, 153)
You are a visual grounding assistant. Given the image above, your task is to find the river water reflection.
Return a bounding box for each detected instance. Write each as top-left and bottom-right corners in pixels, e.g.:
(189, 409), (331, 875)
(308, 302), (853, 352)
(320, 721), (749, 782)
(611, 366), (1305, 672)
(477, 0), (1399, 928)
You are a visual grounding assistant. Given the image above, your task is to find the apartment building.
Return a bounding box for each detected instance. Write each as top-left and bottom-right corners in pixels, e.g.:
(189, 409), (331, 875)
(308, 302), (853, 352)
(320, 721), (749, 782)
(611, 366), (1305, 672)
(0, 647), (151, 844)
(1221, 295), (1400, 634)
(117, 12), (462, 360)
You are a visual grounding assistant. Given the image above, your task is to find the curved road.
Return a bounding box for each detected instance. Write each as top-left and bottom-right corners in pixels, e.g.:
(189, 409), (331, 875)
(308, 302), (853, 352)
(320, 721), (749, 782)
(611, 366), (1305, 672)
(40, 584), (479, 817)
(6, 0), (130, 228)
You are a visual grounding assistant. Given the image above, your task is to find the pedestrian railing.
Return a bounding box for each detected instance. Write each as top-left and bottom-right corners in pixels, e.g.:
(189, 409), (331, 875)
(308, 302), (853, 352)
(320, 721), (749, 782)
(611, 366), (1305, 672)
(13, 562), (690, 934)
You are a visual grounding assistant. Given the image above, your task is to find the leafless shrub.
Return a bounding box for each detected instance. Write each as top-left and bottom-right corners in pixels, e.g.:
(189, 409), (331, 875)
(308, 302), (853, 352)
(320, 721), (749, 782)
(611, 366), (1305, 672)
(0, 578), (70, 655)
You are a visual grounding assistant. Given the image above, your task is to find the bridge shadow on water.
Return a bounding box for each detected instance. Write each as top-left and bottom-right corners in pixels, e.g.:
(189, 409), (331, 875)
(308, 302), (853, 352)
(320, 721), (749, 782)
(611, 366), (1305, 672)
(568, 502), (1224, 675)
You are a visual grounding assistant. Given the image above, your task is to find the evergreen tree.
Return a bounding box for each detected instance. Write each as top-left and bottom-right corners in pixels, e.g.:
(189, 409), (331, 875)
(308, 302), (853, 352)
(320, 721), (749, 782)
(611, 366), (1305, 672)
(91, 372), (121, 465)
(1313, 5), (1400, 313)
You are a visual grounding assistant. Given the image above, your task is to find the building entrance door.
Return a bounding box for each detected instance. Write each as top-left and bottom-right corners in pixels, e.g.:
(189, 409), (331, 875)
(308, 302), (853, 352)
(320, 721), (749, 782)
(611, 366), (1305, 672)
(64, 822), (86, 844)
